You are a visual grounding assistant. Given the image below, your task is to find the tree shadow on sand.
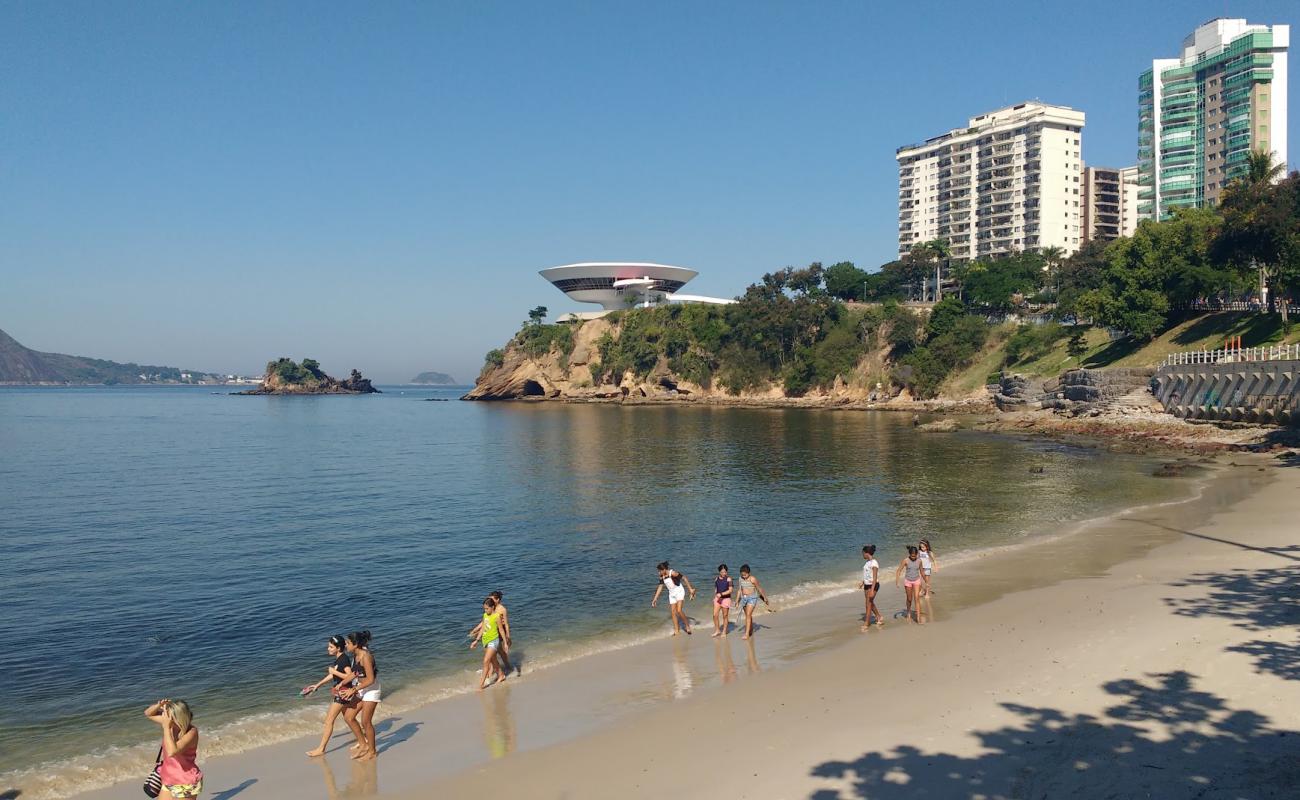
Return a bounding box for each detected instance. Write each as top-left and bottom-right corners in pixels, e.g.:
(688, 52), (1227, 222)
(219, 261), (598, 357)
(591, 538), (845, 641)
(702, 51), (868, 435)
(808, 671), (1298, 799)
(1165, 563), (1300, 681)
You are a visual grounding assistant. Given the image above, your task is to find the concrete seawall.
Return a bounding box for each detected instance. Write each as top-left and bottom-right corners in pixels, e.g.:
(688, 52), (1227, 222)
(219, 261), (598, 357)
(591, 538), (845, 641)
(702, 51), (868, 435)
(1152, 360), (1299, 424)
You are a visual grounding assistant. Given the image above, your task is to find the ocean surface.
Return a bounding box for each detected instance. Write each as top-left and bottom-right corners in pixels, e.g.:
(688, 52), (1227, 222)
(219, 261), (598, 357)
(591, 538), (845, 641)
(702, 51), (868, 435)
(0, 385), (1193, 792)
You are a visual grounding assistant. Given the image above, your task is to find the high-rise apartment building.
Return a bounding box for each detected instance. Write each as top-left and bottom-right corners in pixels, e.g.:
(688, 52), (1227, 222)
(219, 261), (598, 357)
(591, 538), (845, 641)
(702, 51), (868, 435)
(1138, 18), (1289, 219)
(896, 101), (1085, 263)
(1082, 165), (1141, 243)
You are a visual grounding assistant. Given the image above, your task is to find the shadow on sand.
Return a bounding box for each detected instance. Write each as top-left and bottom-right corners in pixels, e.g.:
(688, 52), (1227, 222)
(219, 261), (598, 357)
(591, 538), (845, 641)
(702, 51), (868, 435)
(807, 670), (1298, 799)
(207, 778), (257, 800)
(1165, 563), (1300, 682)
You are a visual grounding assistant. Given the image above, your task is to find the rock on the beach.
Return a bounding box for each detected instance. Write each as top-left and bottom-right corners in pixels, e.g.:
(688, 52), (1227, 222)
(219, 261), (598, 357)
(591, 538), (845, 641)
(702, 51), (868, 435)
(917, 418), (960, 432)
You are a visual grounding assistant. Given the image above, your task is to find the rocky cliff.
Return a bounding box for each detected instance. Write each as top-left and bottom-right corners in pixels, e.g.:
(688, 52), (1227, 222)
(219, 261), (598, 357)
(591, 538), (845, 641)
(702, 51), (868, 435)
(464, 317), (917, 405)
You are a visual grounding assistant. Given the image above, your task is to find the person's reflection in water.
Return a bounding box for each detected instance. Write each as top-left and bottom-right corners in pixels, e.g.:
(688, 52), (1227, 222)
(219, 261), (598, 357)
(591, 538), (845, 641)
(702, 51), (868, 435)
(480, 681), (517, 759)
(317, 751), (379, 799)
(670, 637), (694, 700)
(714, 638), (736, 684)
(744, 637), (762, 675)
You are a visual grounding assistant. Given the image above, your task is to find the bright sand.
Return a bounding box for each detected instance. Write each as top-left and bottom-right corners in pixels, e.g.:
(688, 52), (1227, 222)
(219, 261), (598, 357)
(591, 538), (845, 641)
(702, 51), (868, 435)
(61, 460), (1298, 800)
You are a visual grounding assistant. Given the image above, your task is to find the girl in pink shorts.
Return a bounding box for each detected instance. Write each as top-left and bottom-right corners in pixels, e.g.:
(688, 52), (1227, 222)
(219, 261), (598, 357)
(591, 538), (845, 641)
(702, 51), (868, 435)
(895, 546), (925, 624)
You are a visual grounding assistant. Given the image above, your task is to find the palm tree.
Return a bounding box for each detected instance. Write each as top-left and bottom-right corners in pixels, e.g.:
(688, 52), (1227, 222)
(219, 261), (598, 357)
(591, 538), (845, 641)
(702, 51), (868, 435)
(1218, 150), (1288, 319)
(1040, 246), (1065, 302)
(1245, 149), (1286, 185)
(920, 239), (951, 301)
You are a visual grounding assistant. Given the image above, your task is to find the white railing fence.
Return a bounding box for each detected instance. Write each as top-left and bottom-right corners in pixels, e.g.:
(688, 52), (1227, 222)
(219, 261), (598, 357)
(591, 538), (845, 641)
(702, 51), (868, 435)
(1160, 343), (1300, 368)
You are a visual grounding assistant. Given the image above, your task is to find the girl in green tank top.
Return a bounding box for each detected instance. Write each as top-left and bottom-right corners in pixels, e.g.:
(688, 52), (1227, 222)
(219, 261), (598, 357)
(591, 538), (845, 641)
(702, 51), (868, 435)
(470, 596), (506, 690)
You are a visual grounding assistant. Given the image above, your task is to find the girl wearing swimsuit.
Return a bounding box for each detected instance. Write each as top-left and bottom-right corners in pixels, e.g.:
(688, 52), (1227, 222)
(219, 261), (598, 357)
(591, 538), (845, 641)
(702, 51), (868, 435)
(651, 561), (696, 636)
(735, 564), (769, 640)
(144, 698), (202, 798)
(859, 544), (882, 631)
(918, 540), (938, 593)
(712, 564), (734, 637)
(343, 630), (381, 760)
(489, 590), (513, 675)
(303, 634), (367, 758)
(895, 546), (925, 624)
(470, 596), (507, 690)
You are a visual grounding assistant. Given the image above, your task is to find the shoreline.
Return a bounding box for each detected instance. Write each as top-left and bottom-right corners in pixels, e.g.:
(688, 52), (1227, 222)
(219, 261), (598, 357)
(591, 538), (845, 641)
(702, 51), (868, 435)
(415, 455), (1298, 799)
(48, 453), (1291, 800)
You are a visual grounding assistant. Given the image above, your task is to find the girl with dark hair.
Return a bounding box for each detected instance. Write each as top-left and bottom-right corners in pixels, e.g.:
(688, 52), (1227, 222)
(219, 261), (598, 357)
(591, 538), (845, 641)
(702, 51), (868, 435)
(859, 545), (882, 631)
(343, 631), (380, 760)
(651, 561), (696, 636)
(711, 564), (733, 638)
(470, 596), (507, 690)
(489, 590), (513, 675)
(302, 635), (366, 758)
(735, 564), (769, 640)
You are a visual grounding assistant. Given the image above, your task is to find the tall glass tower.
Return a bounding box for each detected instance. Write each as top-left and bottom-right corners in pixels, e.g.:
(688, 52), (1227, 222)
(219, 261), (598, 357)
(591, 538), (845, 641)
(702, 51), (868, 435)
(1138, 18), (1289, 220)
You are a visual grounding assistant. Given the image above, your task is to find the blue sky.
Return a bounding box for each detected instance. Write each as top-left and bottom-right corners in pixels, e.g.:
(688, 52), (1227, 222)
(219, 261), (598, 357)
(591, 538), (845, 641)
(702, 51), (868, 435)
(1, 1), (1294, 382)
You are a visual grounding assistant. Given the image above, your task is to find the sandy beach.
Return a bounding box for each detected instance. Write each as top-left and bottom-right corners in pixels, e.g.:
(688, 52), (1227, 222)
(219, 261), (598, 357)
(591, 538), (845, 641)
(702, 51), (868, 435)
(409, 459), (1299, 799)
(51, 455), (1298, 800)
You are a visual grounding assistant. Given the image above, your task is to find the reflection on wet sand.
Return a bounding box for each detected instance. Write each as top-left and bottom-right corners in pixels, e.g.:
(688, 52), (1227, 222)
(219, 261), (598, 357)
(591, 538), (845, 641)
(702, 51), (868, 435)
(317, 751), (378, 799)
(481, 683), (517, 759)
(714, 638), (737, 684)
(744, 637), (762, 674)
(671, 637), (694, 700)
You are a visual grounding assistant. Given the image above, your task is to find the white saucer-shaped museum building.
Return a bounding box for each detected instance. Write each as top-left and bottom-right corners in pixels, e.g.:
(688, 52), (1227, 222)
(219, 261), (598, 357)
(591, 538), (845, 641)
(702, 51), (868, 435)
(539, 263), (733, 316)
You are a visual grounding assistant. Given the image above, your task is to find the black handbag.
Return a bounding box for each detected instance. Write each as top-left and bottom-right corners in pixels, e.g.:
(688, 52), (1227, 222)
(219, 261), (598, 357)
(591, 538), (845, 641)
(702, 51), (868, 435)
(143, 746), (163, 797)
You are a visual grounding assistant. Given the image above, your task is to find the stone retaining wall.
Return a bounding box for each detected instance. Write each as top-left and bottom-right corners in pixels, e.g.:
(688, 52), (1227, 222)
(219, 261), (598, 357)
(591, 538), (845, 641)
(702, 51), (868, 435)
(1152, 360), (1299, 424)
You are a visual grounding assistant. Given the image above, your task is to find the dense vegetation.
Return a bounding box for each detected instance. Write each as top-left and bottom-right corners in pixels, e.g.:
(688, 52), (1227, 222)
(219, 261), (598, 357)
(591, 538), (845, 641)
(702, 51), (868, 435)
(483, 155), (1299, 399)
(267, 357), (326, 385)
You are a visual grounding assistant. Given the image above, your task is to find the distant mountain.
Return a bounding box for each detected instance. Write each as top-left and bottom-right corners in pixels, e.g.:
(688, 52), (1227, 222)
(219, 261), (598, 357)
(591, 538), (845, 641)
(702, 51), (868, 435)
(0, 328), (221, 385)
(410, 371), (458, 385)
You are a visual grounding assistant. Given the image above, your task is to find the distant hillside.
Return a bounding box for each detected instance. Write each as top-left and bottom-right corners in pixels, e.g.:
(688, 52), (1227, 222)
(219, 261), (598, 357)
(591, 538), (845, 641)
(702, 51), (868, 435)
(0, 328), (219, 385)
(410, 371), (458, 385)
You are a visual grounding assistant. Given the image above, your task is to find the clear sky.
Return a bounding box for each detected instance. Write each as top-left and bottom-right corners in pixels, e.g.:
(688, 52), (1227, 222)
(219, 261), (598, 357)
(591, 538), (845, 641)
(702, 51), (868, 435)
(2, 1), (1294, 382)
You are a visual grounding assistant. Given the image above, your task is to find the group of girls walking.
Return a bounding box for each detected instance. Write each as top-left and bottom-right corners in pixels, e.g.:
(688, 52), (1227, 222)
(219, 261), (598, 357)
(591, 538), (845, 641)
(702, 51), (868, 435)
(469, 591), (513, 690)
(301, 630), (382, 760)
(860, 538), (938, 628)
(652, 561), (772, 640)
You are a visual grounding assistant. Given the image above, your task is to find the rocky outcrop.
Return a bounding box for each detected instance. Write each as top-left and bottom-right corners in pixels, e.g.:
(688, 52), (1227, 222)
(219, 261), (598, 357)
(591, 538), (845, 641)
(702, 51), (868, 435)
(993, 368), (1157, 416)
(463, 317), (912, 405)
(239, 366), (379, 395)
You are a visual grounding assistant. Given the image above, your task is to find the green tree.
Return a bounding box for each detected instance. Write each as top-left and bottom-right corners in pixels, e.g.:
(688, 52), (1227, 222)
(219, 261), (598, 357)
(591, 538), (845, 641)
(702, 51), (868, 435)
(1215, 153), (1294, 323)
(824, 261), (870, 301)
(527, 306), (548, 325)
(961, 253), (1044, 312)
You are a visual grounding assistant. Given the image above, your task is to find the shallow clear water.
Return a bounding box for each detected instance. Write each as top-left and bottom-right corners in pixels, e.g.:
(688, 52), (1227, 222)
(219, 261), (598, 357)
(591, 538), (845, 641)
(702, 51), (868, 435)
(0, 386), (1190, 782)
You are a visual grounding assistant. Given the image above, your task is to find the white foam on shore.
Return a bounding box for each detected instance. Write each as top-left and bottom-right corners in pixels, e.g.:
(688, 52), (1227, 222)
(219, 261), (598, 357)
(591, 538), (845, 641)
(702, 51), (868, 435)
(6, 470), (1217, 800)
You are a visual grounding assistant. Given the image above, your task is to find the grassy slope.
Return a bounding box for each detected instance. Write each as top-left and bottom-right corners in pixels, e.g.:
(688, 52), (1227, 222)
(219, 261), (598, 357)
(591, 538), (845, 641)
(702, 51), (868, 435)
(940, 312), (1300, 397)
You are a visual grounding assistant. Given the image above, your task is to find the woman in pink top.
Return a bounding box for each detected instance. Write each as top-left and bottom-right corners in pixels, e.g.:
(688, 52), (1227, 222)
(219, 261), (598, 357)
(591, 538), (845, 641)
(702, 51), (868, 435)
(144, 698), (202, 798)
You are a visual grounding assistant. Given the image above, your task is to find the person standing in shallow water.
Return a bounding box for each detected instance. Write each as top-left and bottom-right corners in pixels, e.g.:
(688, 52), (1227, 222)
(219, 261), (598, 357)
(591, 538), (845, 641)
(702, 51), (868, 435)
(895, 546), (925, 624)
(470, 595), (507, 690)
(859, 545), (882, 631)
(343, 630), (381, 760)
(489, 590), (513, 675)
(303, 634), (366, 758)
(735, 564), (770, 640)
(711, 564), (733, 637)
(651, 561), (696, 635)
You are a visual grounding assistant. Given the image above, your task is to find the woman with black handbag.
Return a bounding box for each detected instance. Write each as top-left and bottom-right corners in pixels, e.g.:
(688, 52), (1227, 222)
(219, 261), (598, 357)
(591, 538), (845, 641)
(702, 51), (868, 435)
(143, 698), (203, 798)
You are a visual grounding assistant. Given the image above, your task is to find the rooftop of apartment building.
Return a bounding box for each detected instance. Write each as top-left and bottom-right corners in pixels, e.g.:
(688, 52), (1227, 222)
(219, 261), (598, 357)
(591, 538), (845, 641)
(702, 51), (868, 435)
(895, 100), (1084, 156)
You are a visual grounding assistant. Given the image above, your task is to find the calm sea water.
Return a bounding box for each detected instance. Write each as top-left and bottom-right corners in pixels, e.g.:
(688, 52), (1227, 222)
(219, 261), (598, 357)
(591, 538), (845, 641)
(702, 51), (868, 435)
(1, 386), (1189, 786)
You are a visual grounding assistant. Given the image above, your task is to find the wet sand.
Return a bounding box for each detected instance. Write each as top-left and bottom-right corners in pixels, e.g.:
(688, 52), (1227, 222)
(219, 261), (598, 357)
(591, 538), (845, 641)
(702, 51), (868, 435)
(58, 460), (1299, 800)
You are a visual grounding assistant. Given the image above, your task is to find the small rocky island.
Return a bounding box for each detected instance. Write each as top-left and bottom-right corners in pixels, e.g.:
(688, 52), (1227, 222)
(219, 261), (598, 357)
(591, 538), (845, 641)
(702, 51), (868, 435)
(409, 370), (457, 385)
(238, 358), (380, 395)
